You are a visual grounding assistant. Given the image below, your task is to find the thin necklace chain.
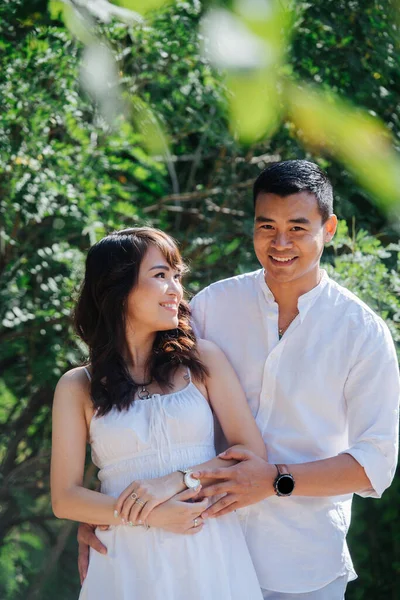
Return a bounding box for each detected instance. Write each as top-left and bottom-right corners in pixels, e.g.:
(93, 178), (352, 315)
(277, 271), (323, 338)
(278, 312), (299, 338)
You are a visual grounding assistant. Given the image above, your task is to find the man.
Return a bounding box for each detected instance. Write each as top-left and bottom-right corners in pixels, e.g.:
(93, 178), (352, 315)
(78, 160), (399, 598)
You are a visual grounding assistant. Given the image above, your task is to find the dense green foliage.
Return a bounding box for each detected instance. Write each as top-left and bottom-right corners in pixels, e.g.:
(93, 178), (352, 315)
(0, 1), (399, 598)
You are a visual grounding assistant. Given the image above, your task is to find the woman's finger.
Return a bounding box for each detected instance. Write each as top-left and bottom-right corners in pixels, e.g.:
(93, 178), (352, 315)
(185, 516), (205, 535)
(139, 498), (160, 523)
(120, 494), (140, 523)
(128, 497), (147, 525)
(175, 486), (202, 502)
(115, 483), (139, 515)
(202, 494), (237, 519)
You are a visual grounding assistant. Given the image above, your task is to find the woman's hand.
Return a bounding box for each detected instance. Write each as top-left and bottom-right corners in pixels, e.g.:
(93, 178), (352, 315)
(147, 487), (209, 534)
(116, 473), (194, 525)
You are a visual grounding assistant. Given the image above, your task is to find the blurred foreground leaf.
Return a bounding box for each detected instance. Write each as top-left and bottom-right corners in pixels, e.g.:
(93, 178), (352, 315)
(288, 82), (400, 214)
(201, 0), (292, 142)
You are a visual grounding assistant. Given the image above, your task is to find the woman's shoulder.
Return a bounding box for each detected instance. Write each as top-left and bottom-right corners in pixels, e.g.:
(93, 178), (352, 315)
(54, 366), (91, 406)
(196, 338), (226, 365)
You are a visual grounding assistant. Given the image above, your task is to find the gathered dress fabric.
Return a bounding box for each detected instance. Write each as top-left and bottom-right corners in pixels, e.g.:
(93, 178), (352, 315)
(79, 376), (263, 600)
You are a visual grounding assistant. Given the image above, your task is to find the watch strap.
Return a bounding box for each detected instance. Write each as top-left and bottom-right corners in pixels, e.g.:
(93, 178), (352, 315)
(275, 464), (290, 476)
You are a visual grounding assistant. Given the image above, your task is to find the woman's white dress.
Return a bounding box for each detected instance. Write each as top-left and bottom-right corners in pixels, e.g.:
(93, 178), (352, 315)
(79, 376), (263, 599)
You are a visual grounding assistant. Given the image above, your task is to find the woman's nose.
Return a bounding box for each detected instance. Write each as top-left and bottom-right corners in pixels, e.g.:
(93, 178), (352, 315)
(168, 278), (181, 295)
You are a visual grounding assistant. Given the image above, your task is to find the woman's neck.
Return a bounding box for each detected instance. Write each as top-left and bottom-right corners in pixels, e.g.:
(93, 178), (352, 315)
(123, 328), (156, 380)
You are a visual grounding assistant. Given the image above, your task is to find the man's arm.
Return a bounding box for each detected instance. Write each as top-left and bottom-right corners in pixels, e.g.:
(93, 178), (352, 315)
(195, 318), (400, 517)
(194, 450), (371, 518)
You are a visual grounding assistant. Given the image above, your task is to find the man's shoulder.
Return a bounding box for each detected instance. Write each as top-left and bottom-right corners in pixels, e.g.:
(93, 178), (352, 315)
(325, 274), (389, 334)
(193, 269), (262, 303)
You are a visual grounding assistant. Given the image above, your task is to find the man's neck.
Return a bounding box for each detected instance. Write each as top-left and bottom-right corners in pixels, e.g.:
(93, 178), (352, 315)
(265, 268), (322, 311)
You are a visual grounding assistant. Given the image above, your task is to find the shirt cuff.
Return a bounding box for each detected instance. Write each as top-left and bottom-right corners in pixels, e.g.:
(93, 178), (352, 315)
(341, 440), (397, 499)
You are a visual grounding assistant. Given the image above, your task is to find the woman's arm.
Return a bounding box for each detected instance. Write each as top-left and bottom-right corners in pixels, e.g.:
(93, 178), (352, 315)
(197, 339), (267, 460)
(51, 368), (121, 526)
(118, 339), (267, 523)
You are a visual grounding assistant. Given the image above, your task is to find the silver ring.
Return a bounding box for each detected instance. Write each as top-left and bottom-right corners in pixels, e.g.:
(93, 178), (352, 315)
(130, 492), (138, 501)
(135, 498), (146, 507)
(193, 518), (198, 527)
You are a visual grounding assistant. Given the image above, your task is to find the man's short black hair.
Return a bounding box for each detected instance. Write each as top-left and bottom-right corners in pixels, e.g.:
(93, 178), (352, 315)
(253, 160), (333, 223)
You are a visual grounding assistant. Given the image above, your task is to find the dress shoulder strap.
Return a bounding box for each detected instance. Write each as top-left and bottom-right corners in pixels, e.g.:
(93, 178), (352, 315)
(83, 366), (92, 382)
(184, 367), (192, 383)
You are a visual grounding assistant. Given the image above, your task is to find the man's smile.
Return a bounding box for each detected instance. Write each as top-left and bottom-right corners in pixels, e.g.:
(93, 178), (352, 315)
(269, 255), (298, 266)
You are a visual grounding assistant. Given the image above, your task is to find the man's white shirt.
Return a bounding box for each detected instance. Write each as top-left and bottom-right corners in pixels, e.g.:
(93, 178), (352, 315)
(190, 269), (399, 594)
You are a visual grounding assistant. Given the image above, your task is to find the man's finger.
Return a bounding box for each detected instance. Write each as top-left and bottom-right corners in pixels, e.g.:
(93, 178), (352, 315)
(218, 448), (252, 461)
(199, 481), (233, 497)
(140, 498), (159, 523)
(191, 467), (230, 480)
(80, 529), (107, 555)
(202, 495), (237, 518)
(78, 550), (89, 585)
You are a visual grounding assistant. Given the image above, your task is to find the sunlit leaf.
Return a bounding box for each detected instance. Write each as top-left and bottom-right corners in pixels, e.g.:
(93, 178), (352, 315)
(233, 0), (294, 49)
(201, 2), (292, 143)
(80, 43), (123, 124)
(131, 97), (168, 155)
(287, 82), (400, 213)
(227, 71), (281, 142)
(48, 0), (66, 21)
(116, 0), (172, 15)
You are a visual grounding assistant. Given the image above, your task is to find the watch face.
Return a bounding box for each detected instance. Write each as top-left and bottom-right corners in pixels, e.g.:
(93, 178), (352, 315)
(185, 473), (200, 489)
(277, 474), (295, 495)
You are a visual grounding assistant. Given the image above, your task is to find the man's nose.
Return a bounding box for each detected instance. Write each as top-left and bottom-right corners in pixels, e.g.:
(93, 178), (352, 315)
(271, 232), (292, 249)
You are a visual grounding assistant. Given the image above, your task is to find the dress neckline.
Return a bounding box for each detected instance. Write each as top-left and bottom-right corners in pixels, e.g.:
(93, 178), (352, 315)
(135, 379), (194, 401)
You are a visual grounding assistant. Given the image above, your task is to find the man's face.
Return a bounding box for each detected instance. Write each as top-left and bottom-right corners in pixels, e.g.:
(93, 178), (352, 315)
(253, 191), (337, 286)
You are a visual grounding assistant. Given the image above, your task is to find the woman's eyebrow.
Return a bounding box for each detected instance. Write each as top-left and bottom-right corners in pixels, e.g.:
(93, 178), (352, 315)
(148, 264), (170, 272)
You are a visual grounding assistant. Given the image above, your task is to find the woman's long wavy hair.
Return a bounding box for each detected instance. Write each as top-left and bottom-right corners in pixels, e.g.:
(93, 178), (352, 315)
(74, 227), (208, 416)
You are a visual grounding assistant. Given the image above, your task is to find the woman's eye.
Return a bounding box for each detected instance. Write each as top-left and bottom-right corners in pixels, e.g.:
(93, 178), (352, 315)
(155, 272), (165, 278)
(174, 273), (182, 281)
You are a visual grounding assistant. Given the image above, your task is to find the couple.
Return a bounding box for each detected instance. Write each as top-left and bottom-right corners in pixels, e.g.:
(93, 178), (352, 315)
(51, 160), (399, 599)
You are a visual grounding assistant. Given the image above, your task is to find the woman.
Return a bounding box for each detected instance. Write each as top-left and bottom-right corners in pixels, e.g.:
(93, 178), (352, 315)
(51, 227), (265, 599)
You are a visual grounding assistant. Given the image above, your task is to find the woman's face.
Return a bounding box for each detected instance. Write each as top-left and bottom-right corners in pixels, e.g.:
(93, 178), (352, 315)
(125, 245), (184, 336)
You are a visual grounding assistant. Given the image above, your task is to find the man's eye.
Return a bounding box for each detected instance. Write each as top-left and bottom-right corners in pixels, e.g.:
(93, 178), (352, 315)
(261, 225), (274, 230)
(291, 226), (305, 231)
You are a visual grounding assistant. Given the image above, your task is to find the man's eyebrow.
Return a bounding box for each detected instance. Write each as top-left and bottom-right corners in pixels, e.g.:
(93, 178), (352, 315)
(288, 217), (311, 225)
(255, 216), (274, 223)
(254, 216), (311, 225)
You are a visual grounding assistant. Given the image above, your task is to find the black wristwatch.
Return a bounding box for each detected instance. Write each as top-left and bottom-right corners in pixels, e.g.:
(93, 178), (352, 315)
(273, 464), (295, 497)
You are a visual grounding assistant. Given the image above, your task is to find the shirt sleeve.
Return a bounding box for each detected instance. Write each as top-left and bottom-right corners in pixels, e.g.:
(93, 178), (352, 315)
(342, 318), (400, 498)
(189, 289), (207, 339)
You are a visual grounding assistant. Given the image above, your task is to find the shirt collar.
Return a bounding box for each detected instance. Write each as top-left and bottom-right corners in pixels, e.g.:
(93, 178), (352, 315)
(257, 268), (329, 320)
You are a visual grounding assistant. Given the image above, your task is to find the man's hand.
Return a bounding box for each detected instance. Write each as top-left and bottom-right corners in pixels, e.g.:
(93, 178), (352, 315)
(192, 448), (274, 518)
(147, 487), (209, 534)
(77, 523), (108, 584)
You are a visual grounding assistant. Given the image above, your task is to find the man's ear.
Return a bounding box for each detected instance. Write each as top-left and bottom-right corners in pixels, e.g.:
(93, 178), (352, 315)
(324, 214), (337, 243)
